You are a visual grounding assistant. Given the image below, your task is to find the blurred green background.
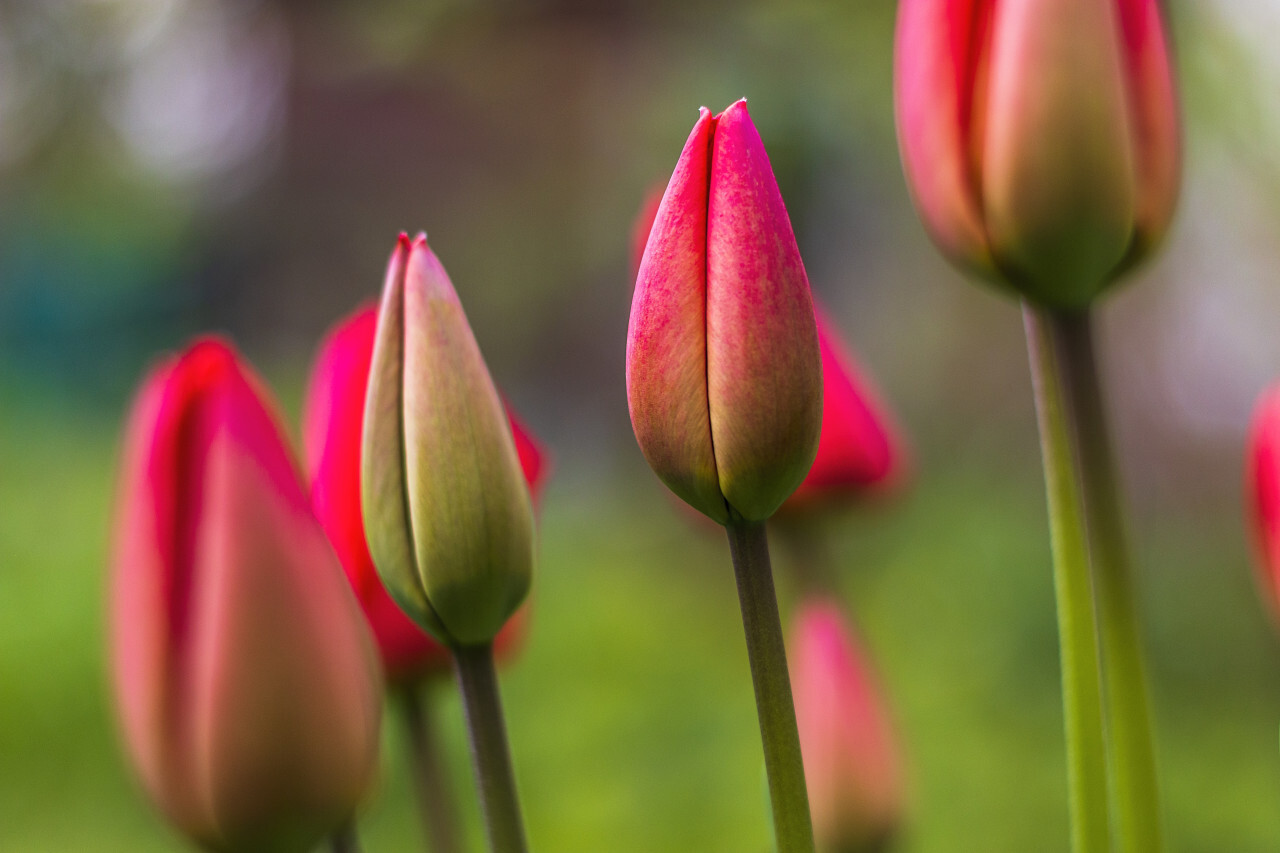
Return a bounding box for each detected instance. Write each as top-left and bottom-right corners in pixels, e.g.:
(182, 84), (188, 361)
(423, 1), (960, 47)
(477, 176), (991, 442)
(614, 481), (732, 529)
(4, 0), (1280, 850)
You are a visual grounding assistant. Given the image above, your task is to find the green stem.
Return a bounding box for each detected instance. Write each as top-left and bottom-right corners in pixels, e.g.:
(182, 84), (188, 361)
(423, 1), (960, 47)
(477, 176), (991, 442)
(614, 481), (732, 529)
(399, 681), (463, 853)
(329, 820), (362, 853)
(1023, 303), (1112, 853)
(1051, 310), (1163, 853)
(453, 642), (528, 853)
(725, 516), (816, 853)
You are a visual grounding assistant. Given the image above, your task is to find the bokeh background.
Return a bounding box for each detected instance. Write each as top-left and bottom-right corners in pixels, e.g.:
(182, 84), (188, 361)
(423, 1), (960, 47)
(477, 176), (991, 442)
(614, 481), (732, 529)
(3, 0), (1280, 850)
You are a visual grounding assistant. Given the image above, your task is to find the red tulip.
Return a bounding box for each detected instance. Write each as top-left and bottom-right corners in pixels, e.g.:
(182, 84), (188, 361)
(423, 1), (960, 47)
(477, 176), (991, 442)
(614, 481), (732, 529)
(895, 0), (1179, 307)
(629, 182), (665, 280)
(627, 99), (822, 524)
(1247, 386), (1280, 614)
(779, 306), (906, 516)
(110, 338), (382, 853)
(304, 303), (548, 681)
(790, 599), (905, 853)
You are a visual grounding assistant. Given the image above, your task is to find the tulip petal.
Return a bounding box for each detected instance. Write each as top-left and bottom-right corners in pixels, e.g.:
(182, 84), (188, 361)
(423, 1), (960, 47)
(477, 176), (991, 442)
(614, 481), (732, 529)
(1248, 388), (1280, 615)
(1116, 0), (1180, 262)
(980, 0), (1137, 306)
(894, 0), (997, 277)
(362, 236), (450, 641)
(627, 108), (728, 523)
(401, 235), (535, 645)
(706, 99), (822, 522)
(186, 366), (381, 851)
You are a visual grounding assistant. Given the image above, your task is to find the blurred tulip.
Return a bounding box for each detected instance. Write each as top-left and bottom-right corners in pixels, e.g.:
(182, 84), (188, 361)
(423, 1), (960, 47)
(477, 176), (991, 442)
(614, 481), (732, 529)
(304, 303), (549, 681)
(627, 99), (822, 524)
(629, 182), (665, 279)
(363, 234), (535, 647)
(1247, 386), (1280, 613)
(895, 0), (1179, 307)
(779, 307), (906, 516)
(110, 338), (382, 853)
(790, 599), (905, 853)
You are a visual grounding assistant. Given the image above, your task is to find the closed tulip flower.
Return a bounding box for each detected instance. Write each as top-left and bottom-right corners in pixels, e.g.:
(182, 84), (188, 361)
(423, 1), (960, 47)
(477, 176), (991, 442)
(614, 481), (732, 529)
(1247, 386), (1280, 612)
(304, 303), (549, 682)
(363, 234), (535, 647)
(628, 99), (823, 524)
(895, 0), (1179, 307)
(110, 339), (382, 853)
(790, 599), (905, 853)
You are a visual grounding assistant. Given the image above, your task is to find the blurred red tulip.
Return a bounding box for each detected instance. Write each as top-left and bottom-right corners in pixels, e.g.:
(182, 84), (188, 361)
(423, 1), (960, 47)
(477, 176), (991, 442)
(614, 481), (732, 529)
(1247, 386), (1280, 615)
(304, 303), (548, 681)
(895, 0), (1179, 307)
(629, 182), (665, 280)
(110, 338), (382, 853)
(779, 307), (907, 516)
(628, 99), (822, 524)
(790, 599), (905, 853)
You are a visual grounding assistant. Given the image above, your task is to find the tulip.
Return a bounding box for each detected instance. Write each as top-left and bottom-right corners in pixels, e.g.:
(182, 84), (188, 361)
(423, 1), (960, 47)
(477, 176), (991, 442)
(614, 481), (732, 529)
(629, 182), (666, 280)
(304, 303), (549, 683)
(628, 99), (823, 524)
(1247, 386), (1280, 612)
(779, 307), (905, 516)
(895, 0), (1180, 308)
(363, 233), (535, 647)
(790, 599), (905, 853)
(110, 338), (382, 853)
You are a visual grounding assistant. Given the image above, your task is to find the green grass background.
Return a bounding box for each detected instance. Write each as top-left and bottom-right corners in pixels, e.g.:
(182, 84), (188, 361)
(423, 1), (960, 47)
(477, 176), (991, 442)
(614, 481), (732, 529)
(2, 381), (1279, 853)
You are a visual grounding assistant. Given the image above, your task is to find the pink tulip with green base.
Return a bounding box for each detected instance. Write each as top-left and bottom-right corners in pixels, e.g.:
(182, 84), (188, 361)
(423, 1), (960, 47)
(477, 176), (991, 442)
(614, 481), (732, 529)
(110, 339), (382, 853)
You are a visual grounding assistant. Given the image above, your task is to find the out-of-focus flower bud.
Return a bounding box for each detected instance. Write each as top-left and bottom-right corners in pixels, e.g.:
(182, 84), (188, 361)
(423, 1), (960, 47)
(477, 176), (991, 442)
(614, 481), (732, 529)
(629, 182), (666, 280)
(1247, 386), (1280, 614)
(627, 99), (822, 524)
(895, 0), (1180, 308)
(362, 234), (535, 647)
(110, 339), (382, 853)
(778, 306), (906, 517)
(304, 304), (549, 681)
(790, 599), (905, 853)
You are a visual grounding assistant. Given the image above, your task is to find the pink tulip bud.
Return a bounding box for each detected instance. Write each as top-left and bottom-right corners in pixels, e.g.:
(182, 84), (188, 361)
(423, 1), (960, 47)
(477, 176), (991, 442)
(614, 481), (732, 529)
(304, 304), (549, 681)
(1247, 386), (1280, 615)
(895, 0), (1180, 307)
(363, 234), (535, 646)
(627, 99), (823, 524)
(790, 599), (905, 853)
(779, 306), (907, 516)
(110, 338), (382, 852)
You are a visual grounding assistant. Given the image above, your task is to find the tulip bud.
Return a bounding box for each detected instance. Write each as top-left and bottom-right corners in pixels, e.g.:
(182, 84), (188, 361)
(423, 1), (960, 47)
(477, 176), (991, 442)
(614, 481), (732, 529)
(627, 99), (823, 524)
(778, 305), (906, 516)
(895, 0), (1180, 307)
(362, 234), (535, 647)
(1247, 386), (1280, 614)
(790, 599), (905, 853)
(304, 303), (549, 680)
(110, 339), (382, 853)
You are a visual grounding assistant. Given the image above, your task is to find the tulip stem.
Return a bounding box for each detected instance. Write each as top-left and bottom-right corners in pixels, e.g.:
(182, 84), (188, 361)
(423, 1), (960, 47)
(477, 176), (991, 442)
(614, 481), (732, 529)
(725, 516), (816, 853)
(1023, 304), (1113, 853)
(1048, 309), (1163, 853)
(329, 820), (362, 853)
(399, 681), (463, 853)
(453, 642), (528, 853)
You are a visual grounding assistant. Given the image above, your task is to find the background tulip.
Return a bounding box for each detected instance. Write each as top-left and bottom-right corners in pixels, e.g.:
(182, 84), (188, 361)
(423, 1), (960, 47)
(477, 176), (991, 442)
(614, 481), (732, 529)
(790, 599), (905, 853)
(1246, 385), (1280, 613)
(304, 303), (549, 682)
(627, 99), (822, 523)
(895, 0), (1180, 307)
(110, 338), (382, 853)
(362, 233), (535, 647)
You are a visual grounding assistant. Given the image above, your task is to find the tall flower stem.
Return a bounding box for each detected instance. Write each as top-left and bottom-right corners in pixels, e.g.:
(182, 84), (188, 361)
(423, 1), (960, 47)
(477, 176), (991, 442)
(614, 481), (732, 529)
(1050, 310), (1163, 853)
(725, 516), (816, 853)
(453, 643), (528, 853)
(399, 681), (462, 853)
(329, 820), (362, 853)
(1023, 304), (1112, 853)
